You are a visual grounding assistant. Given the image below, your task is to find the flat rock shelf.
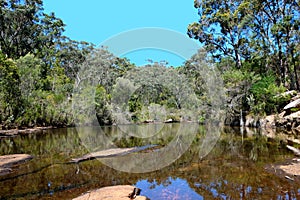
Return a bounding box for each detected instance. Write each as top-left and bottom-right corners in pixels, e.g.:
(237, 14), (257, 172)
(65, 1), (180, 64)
(70, 145), (157, 163)
(0, 154), (33, 175)
(73, 185), (148, 200)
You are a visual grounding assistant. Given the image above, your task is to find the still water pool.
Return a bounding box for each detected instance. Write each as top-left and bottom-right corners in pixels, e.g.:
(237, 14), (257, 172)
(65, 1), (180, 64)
(0, 124), (299, 199)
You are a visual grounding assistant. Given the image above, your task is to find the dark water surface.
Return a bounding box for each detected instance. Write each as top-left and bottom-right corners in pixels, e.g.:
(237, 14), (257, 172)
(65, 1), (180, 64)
(0, 124), (299, 199)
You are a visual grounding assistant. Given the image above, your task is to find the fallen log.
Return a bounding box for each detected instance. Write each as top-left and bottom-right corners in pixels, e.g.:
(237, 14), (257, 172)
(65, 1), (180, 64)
(286, 145), (300, 156)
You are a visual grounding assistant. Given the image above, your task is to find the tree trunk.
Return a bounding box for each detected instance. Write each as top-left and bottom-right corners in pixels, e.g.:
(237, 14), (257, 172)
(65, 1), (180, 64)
(292, 58), (300, 91)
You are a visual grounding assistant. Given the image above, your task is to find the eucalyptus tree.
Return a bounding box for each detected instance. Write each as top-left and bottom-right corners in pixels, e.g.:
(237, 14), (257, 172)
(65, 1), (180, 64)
(75, 47), (134, 93)
(0, 0), (62, 59)
(73, 47), (134, 125)
(110, 62), (202, 123)
(249, 0), (300, 90)
(0, 52), (21, 124)
(188, 0), (300, 90)
(52, 36), (94, 80)
(0, 0), (94, 81)
(17, 54), (42, 99)
(0, 0), (95, 127)
(188, 0), (253, 68)
(182, 49), (226, 123)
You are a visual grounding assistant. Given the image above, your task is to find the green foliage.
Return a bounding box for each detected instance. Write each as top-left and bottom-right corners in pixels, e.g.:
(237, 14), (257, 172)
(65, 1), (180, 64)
(95, 85), (112, 125)
(0, 52), (22, 126)
(0, 0), (94, 128)
(112, 77), (137, 112)
(17, 54), (43, 95)
(1, 0), (299, 128)
(128, 94), (143, 113)
(188, 0), (253, 68)
(249, 75), (287, 115)
(188, 0), (300, 90)
(222, 69), (259, 88)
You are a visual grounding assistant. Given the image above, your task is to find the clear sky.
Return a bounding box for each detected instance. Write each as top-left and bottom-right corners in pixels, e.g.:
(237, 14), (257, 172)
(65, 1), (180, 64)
(43, 0), (200, 66)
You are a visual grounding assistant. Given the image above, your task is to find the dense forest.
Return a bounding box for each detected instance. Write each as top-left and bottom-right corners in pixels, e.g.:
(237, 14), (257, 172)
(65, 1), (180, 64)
(0, 0), (299, 129)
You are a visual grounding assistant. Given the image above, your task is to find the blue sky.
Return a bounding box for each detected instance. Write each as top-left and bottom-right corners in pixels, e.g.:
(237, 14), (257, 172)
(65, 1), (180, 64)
(43, 0), (200, 66)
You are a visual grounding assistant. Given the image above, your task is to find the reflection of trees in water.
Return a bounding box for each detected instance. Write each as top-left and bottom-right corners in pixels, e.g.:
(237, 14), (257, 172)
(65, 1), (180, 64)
(132, 128), (295, 199)
(172, 129), (295, 199)
(0, 127), (298, 199)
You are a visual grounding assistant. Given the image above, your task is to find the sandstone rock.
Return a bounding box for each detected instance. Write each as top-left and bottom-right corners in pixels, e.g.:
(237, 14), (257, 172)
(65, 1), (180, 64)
(291, 93), (300, 101)
(70, 145), (157, 163)
(0, 154), (33, 175)
(284, 110), (300, 120)
(284, 99), (300, 110)
(164, 118), (174, 123)
(279, 162), (300, 176)
(0, 154), (33, 167)
(245, 115), (254, 127)
(260, 114), (276, 128)
(261, 128), (276, 138)
(0, 167), (12, 175)
(286, 145), (300, 156)
(73, 185), (148, 200)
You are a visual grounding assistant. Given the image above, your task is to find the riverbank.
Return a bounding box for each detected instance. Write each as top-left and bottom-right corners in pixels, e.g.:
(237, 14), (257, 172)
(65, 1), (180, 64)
(0, 126), (58, 137)
(243, 90), (300, 131)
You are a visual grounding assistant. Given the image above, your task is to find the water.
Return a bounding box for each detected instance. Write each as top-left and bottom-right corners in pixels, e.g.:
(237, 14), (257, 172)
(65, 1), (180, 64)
(0, 124), (299, 199)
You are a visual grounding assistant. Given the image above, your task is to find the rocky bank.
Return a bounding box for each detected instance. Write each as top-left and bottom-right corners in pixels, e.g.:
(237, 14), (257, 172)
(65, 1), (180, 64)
(242, 90), (300, 132)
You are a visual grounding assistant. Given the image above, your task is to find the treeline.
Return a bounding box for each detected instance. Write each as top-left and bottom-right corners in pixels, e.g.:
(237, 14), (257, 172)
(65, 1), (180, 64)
(0, 0), (93, 128)
(188, 0), (300, 123)
(1, 0), (299, 128)
(188, 0), (300, 88)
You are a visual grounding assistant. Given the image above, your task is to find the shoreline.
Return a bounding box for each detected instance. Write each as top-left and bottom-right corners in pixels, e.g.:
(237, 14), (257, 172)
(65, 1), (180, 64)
(0, 124), (299, 183)
(0, 126), (61, 137)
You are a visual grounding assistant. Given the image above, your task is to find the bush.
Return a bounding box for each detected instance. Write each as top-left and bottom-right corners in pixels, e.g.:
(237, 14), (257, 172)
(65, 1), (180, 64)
(249, 75), (287, 115)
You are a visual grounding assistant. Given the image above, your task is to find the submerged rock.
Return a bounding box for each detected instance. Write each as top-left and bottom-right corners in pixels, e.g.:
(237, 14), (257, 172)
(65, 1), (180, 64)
(70, 145), (157, 163)
(73, 185), (148, 200)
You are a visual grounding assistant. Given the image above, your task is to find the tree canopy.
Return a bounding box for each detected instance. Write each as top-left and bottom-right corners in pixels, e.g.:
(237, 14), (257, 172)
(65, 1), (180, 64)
(188, 0), (300, 90)
(1, 0), (300, 128)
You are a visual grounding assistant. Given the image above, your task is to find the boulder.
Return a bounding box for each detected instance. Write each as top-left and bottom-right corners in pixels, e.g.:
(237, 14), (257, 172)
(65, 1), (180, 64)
(260, 114), (276, 128)
(284, 110), (300, 119)
(73, 185), (148, 200)
(284, 99), (300, 111)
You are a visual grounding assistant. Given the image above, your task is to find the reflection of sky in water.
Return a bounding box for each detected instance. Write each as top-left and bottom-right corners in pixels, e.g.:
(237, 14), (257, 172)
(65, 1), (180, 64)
(135, 177), (204, 200)
(137, 178), (298, 200)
